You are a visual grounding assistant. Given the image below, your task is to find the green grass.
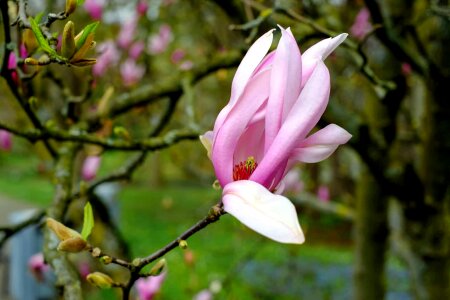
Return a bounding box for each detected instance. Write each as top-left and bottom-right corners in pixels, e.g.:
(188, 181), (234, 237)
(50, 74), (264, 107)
(0, 149), (354, 299)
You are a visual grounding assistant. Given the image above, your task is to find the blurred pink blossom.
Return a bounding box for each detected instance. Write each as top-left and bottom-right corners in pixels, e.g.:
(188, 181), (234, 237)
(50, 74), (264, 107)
(129, 41), (146, 60)
(401, 63), (412, 76)
(78, 261), (91, 279)
(350, 8), (372, 40)
(0, 130), (12, 151)
(120, 59), (145, 87)
(136, 272), (166, 300)
(83, 0), (106, 20)
(19, 44), (27, 58)
(82, 155), (101, 181)
(148, 25), (172, 54)
(93, 41), (120, 77)
(7, 52), (18, 84)
(193, 290), (213, 300)
(179, 60), (194, 70)
(281, 170), (304, 195)
(118, 18), (138, 49)
(137, 0), (149, 16)
(171, 49), (185, 64)
(28, 253), (50, 282)
(317, 185), (330, 203)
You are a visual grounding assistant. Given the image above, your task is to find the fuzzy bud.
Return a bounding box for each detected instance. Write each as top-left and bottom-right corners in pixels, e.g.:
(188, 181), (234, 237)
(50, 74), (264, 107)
(178, 240), (188, 249)
(24, 57), (40, 65)
(100, 256), (112, 265)
(57, 237), (88, 253)
(86, 272), (114, 289)
(46, 218), (82, 241)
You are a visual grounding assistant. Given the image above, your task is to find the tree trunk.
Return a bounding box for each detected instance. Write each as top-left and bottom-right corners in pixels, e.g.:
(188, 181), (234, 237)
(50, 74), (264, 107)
(353, 167), (388, 300)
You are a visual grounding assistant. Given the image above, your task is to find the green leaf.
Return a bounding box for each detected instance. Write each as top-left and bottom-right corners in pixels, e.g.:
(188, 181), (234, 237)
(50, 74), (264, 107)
(77, 0), (85, 5)
(28, 17), (56, 56)
(81, 201), (94, 240)
(75, 22), (99, 51)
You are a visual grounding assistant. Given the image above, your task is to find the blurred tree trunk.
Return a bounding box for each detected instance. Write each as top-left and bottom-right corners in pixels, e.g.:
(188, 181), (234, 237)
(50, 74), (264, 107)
(353, 168), (388, 300)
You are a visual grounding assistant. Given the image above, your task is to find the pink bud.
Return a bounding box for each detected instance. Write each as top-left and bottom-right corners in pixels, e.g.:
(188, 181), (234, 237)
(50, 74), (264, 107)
(82, 155), (101, 181)
(193, 290), (213, 300)
(350, 8), (372, 40)
(317, 185), (330, 203)
(93, 41), (120, 77)
(28, 253), (50, 282)
(179, 60), (193, 71)
(401, 62), (412, 76)
(84, 0), (105, 20)
(0, 130), (12, 151)
(137, 0), (149, 16)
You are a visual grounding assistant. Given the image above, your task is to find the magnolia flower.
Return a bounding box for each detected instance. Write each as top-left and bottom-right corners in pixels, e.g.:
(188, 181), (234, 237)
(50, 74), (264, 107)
(350, 8), (372, 40)
(117, 18), (138, 49)
(93, 40), (120, 77)
(129, 41), (146, 60)
(120, 58), (145, 86)
(84, 0), (106, 20)
(0, 129), (12, 151)
(82, 155), (101, 181)
(200, 27), (351, 244)
(136, 272), (166, 300)
(148, 25), (172, 54)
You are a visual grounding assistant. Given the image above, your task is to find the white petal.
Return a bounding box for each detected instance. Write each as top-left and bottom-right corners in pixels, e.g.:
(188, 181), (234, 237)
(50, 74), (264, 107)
(222, 180), (305, 244)
(199, 131), (213, 160)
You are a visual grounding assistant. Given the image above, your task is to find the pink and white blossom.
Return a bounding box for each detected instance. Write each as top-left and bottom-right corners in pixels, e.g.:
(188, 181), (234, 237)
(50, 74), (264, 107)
(117, 18), (138, 49)
(28, 252), (50, 282)
(129, 41), (146, 60)
(201, 27), (351, 244)
(82, 155), (101, 181)
(120, 58), (145, 87)
(317, 185), (330, 203)
(93, 41), (120, 77)
(136, 272), (166, 300)
(148, 25), (172, 54)
(350, 8), (372, 40)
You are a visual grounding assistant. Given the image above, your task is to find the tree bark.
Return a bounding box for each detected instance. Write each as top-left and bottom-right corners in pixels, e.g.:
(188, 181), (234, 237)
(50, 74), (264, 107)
(353, 167), (388, 300)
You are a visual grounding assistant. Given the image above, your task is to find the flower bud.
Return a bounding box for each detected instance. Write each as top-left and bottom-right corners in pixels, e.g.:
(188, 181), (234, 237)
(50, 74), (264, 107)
(178, 240), (188, 249)
(100, 255), (112, 265)
(0, 130), (12, 151)
(61, 21), (76, 58)
(46, 218), (82, 241)
(149, 258), (166, 276)
(86, 272), (114, 289)
(65, 0), (77, 16)
(24, 57), (40, 65)
(57, 237), (88, 253)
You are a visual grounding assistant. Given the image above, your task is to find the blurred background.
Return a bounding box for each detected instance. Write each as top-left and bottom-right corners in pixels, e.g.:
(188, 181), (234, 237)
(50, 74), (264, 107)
(0, 0), (449, 299)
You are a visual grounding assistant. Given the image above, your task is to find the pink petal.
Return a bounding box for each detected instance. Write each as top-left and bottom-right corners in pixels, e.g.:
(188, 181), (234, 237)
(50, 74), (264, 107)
(301, 33), (347, 88)
(212, 69), (270, 186)
(213, 30), (274, 134)
(250, 61), (330, 187)
(264, 27), (302, 152)
(291, 124), (351, 163)
(222, 180), (304, 244)
(233, 118), (265, 165)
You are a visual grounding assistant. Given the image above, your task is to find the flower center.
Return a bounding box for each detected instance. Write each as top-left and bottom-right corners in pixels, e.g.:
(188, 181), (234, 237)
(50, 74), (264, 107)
(233, 156), (258, 181)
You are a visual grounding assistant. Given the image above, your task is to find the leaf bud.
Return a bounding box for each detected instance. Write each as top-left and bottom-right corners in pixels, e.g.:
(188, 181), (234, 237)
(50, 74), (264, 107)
(65, 0), (77, 16)
(100, 255), (112, 265)
(46, 218), (82, 241)
(57, 237), (88, 253)
(61, 21), (76, 58)
(24, 57), (39, 65)
(86, 272), (114, 289)
(149, 258), (166, 276)
(178, 239), (188, 249)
